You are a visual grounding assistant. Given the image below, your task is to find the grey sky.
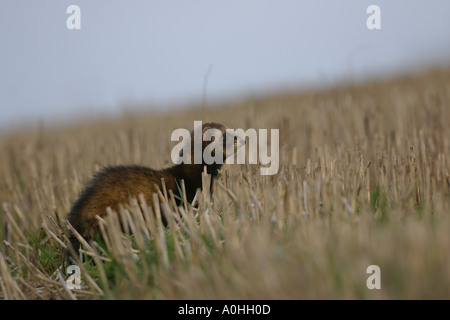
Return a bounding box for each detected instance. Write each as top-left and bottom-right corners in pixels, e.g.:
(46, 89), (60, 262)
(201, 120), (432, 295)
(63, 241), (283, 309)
(1, 1), (450, 128)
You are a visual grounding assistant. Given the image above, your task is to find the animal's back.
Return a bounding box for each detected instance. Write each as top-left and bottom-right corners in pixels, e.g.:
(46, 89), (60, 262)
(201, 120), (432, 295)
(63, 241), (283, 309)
(67, 165), (175, 253)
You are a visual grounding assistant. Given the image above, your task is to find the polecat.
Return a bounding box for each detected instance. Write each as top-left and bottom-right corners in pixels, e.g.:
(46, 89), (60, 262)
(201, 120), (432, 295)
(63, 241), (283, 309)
(66, 122), (244, 263)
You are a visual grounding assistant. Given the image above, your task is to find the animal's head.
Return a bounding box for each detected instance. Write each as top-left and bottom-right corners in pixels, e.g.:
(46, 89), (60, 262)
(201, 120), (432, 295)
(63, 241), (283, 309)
(173, 122), (245, 166)
(200, 122), (246, 163)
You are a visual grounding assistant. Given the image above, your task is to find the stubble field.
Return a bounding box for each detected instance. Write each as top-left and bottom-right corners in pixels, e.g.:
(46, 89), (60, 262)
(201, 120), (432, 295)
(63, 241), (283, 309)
(1, 70), (449, 299)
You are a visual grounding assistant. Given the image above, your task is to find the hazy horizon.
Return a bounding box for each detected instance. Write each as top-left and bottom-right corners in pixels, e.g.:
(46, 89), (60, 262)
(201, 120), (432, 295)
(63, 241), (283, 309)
(1, 1), (450, 129)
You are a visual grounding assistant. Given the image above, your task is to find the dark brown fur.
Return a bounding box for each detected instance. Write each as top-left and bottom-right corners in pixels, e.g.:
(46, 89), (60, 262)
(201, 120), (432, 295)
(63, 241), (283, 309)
(66, 122), (235, 263)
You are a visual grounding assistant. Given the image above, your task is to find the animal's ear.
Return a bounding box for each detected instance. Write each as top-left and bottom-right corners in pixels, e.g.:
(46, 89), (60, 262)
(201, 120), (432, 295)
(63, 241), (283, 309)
(203, 128), (224, 145)
(202, 124), (212, 136)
